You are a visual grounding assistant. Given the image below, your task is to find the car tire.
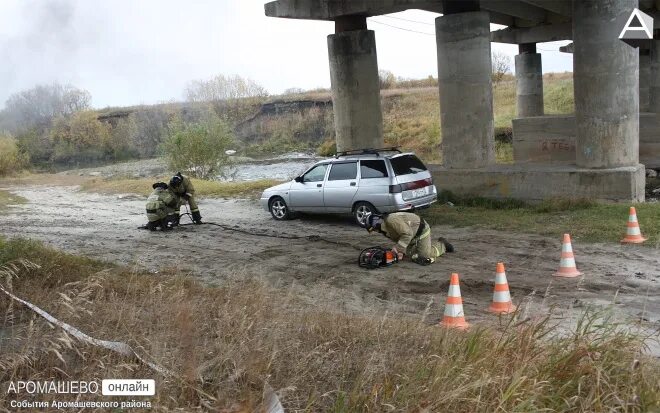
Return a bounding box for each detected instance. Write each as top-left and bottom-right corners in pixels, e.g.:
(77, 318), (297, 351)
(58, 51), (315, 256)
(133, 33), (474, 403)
(269, 196), (291, 220)
(354, 201), (377, 227)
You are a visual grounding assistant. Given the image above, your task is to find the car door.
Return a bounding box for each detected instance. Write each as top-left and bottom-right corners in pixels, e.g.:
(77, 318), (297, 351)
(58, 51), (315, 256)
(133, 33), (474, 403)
(323, 161), (359, 213)
(355, 159), (392, 209)
(288, 163), (328, 212)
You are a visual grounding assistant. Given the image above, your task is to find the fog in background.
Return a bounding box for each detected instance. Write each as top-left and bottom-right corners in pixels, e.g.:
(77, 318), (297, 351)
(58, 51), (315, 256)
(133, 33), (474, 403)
(0, 0), (573, 108)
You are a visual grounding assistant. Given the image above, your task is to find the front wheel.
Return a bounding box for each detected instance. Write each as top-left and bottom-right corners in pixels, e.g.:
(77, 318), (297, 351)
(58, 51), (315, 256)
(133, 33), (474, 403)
(354, 201), (377, 227)
(269, 196), (291, 220)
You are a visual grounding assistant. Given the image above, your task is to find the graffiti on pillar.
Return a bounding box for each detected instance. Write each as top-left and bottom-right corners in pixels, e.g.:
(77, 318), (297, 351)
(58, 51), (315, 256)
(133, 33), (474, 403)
(540, 139), (575, 152)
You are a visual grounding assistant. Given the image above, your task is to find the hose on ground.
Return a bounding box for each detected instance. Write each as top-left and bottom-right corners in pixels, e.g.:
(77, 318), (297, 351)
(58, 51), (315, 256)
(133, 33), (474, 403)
(141, 211), (362, 250)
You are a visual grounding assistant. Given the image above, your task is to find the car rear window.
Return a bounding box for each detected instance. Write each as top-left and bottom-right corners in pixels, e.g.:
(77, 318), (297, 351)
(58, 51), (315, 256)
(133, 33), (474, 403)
(328, 162), (357, 181)
(390, 154), (427, 176)
(360, 160), (388, 179)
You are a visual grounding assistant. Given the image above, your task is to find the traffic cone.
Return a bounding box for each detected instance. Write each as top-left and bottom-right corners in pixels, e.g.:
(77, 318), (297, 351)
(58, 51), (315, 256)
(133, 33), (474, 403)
(621, 207), (647, 244)
(488, 262), (516, 314)
(554, 233), (582, 278)
(440, 273), (469, 329)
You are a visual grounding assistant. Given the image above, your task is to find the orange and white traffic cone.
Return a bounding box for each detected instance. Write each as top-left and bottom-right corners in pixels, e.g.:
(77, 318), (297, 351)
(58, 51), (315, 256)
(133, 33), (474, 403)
(440, 273), (469, 329)
(621, 207), (647, 244)
(488, 262), (516, 314)
(554, 233), (582, 278)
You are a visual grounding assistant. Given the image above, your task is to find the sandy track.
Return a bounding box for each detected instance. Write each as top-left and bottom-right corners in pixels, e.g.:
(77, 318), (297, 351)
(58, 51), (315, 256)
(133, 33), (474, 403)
(2, 184), (659, 345)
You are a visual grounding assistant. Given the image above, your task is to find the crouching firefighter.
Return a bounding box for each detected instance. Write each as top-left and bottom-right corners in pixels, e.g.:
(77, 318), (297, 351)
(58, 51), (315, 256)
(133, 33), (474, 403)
(145, 182), (179, 231)
(365, 212), (454, 265)
(169, 172), (202, 224)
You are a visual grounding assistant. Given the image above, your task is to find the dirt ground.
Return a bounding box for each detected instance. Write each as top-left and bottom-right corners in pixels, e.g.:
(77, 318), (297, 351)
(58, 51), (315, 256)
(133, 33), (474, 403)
(2, 183), (659, 353)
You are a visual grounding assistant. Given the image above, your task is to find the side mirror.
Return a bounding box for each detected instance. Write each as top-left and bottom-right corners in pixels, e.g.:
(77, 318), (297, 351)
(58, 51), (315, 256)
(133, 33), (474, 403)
(294, 176), (303, 183)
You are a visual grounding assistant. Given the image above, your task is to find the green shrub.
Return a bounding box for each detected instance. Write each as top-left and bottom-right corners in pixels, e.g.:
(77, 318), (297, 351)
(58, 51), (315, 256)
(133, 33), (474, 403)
(16, 129), (51, 166)
(0, 134), (29, 175)
(162, 111), (234, 179)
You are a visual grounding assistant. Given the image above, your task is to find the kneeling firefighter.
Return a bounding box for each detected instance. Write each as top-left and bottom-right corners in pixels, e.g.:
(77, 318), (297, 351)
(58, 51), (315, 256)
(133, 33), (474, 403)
(365, 212), (454, 265)
(169, 172), (202, 224)
(145, 182), (179, 231)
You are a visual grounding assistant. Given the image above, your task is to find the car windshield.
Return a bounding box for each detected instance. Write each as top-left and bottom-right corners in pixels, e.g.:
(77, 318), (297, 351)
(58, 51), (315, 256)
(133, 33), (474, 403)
(390, 154), (427, 176)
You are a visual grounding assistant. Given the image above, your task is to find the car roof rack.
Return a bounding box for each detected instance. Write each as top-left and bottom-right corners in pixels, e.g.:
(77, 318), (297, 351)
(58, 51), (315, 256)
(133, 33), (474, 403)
(334, 147), (401, 158)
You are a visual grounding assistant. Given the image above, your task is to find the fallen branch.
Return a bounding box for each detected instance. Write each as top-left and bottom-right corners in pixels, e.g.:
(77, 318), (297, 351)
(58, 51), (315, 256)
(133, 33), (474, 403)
(0, 283), (174, 377)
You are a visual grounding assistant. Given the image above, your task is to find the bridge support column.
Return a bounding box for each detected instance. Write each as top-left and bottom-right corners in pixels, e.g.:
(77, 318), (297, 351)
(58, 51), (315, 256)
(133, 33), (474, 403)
(640, 51), (651, 112)
(573, 0), (639, 168)
(650, 37), (660, 113)
(328, 19), (383, 152)
(515, 43), (544, 118)
(643, 36), (660, 167)
(435, 10), (494, 168)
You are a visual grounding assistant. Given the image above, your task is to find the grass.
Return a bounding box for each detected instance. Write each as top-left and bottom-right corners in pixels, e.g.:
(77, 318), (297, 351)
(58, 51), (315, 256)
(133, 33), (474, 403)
(0, 189), (26, 210)
(422, 192), (660, 245)
(79, 177), (282, 198)
(382, 74), (574, 164)
(0, 237), (658, 411)
(495, 141), (514, 164)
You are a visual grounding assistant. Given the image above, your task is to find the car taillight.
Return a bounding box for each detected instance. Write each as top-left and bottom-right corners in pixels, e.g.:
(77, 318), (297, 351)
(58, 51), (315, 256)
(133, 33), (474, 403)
(389, 184), (402, 193)
(393, 178), (432, 192)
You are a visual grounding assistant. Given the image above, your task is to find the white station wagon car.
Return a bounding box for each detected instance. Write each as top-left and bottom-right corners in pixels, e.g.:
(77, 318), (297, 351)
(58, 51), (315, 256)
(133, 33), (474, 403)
(260, 148), (438, 225)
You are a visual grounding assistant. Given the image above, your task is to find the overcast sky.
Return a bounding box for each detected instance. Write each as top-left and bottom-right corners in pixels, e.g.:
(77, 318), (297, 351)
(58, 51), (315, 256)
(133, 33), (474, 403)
(0, 0), (573, 109)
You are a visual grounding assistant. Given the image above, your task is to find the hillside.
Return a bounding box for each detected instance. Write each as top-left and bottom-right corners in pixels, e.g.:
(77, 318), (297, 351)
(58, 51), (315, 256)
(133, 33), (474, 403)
(234, 73), (574, 163)
(5, 73), (575, 171)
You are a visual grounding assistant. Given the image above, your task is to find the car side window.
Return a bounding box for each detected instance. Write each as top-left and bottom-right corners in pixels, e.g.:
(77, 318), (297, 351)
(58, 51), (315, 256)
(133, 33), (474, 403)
(303, 164), (328, 182)
(328, 162), (358, 181)
(360, 160), (388, 178)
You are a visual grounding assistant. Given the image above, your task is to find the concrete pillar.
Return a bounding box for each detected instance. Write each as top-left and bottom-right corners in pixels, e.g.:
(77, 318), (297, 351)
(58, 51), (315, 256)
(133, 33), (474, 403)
(436, 11), (494, 168)
(650, 38), (660, 113)
(640, 51), (650, 112)
(328, 27), (383, 152)
(515, 43), (544, 118)
(573, 0), (639, 168)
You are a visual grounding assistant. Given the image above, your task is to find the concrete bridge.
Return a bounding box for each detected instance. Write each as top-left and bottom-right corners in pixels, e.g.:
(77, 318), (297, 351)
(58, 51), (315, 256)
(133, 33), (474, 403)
(265, 0), (659, 201)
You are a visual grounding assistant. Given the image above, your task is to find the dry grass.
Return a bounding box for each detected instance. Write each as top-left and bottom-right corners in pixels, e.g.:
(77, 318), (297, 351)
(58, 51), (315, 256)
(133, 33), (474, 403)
(1, 237), (659, 411)
(382, 75), (574, 164)
(79, 177), (282, 199)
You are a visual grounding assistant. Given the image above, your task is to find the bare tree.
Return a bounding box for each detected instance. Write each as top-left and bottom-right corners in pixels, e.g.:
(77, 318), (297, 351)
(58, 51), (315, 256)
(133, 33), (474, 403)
(283, 87), (305, 96)
(184, 74), (268, 103)
(491, 51), (512, 85)
(132, 105), (177, 158)
(2, 83), (91, 133)
(379, 70), (397, 89)
(61, 85), (92, 115)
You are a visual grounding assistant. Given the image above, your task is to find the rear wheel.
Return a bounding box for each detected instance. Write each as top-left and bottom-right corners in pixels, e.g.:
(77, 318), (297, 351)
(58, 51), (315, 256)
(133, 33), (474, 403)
(354, 201), (377, 227)
(269, 196), (291, 220)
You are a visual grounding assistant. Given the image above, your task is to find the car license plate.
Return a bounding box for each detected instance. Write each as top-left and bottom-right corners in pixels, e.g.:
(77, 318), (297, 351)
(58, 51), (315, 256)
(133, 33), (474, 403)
(411, 187), (428, 198)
